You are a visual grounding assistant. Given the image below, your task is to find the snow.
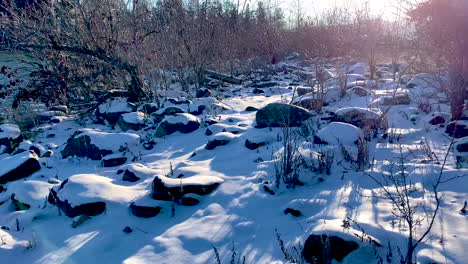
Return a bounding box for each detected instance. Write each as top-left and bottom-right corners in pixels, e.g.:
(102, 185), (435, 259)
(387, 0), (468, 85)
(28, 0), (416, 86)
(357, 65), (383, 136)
(316, 122), (363, 145)
(74, 128), (140, 153)
(0, 123), (21, 140)
(122, 111), (146, 124)
(0, 56), (467, 264)
(98, 98), (133, 113)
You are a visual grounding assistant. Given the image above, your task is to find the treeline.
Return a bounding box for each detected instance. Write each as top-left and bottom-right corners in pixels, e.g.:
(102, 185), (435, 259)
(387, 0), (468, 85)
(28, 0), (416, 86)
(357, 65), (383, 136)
(0, 0), (466, 118)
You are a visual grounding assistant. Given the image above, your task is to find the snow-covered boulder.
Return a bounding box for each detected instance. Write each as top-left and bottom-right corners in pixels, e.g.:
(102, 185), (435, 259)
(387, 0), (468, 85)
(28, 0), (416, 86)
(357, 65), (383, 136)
(0, 123), (22, 154)
(36, 111), (66, 123)
(49, 174), (144, 218)
(346, 62), (366, 75)
(12, 140), (47, 157)
(118, 163), (158, 182)
(292, 95), (324, 111)
(446, 120), (468, 138)
(346, 86), (371, 97)
(188, 97), (229, 115)
(139, 103), (159, 114)
(49, 176), (107, 218)
(346, 73), (368, 83)
(379, 94), (411, 106)
(196, 88), (212, 98)
(454, 137), (468, 168)
(0, 151), (41, 184)
(155, 113), (200, 137)
(61, 129), (140, 160)
(96, 98), (137, 124)
(9, 180), (53, 210)
(117, 111), (147, 131)
(334, 107), (384, 129)
(152, 175), (223, 201)
(314, 122), (363, 145)
(303, 234), (359, 264)
(256, 103), (312, 128)
(152, 106), (186, 123)
(102, 154), (127, 167)
(296, 86), (313, 96)
(205, 132), (236, 150)
(205, 123), (246, 136)
(406, 73), (439, 89)
(244, 130), (276, 150)
(129, 201), (162, 218)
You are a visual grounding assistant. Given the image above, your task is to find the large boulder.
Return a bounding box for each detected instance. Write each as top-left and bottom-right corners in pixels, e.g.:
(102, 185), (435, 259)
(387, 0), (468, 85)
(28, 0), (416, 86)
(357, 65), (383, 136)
(302, 234), (359, 264)
(0, 151), (41, 184)
(155, 113), (200, 137)
(152, 175), (223, 201)
(314, 122), (363, 145)
(61, 129), (140, 160)
(0, 124), (22, 154)
(446, 120), (468, 138)
(334, 107), (384, 129)
(256, 103), (312, 128)
(96, 98), (137, 124)
(117, 112), (147, 131)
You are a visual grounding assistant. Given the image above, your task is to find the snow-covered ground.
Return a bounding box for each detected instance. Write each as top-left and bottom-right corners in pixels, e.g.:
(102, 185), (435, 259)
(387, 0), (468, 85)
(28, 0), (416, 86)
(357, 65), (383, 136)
(0, 57), (467, 264)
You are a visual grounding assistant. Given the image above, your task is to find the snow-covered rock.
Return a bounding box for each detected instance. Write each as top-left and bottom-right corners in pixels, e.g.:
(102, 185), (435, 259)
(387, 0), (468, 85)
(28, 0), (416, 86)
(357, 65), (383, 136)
(334, 107), (383, 129)
(152, 174), (223, 201)
(446, 120), (468, 138)
(9, 180), (53, 210)
(346, 62), (366, 75)
(61, 129), (140, 160)
(188, 97), (229, 115)
(96, 98), (137, 124)
(427, 112), (451, 125)
(205, 132), (236, 150)
(454, 136), (468, 168)
(155, 113), (200, 137)
(152, 106), (186, 123)
(346, 86), (371, 97)
(50, 174), (144, 218)
(256, 103), (312, 128)
(314, 122), (363, 145)
(292, 95), (324, 111)
(303, 234), (359, 264)
(0, 123), (22, 153)
(117, 111), (147, 131)
(0, 151), (40, 184)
